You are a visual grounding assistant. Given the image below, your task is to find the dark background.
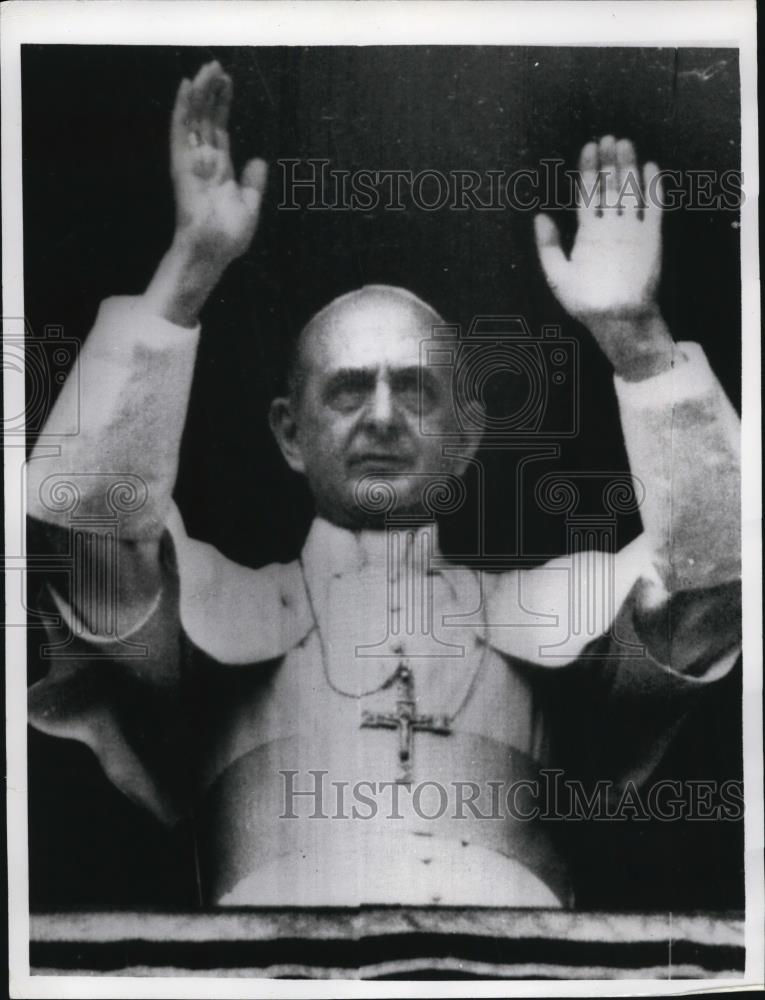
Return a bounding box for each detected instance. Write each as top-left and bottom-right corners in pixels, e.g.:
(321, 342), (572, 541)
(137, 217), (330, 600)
(23, 45), (743, 911)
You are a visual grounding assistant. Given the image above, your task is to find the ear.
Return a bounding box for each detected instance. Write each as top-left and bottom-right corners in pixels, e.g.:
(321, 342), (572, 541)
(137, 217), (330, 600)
(268, 396), (306, 475)
(449, 391), (485, 477)
(448, 431), (483, 480)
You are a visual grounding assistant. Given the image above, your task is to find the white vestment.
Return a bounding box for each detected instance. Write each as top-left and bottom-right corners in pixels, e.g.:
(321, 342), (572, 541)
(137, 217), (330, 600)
(27, 296), (742, 906)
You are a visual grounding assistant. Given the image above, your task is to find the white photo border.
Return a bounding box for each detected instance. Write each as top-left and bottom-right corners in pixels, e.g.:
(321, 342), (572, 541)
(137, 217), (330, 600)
(2, 1), (761, 997)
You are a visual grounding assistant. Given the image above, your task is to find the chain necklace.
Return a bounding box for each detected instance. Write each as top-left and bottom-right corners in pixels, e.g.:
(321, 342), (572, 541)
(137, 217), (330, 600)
(297, 555), (490, 722)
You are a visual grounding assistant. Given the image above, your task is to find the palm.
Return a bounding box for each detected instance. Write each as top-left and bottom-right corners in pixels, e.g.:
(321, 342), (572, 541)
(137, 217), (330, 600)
(170, 61), (266, 263)
(175, 168), (259, 258)
(564, 214), (660, 318)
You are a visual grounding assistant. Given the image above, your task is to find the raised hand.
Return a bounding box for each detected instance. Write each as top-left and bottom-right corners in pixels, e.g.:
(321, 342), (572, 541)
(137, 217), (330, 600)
(145, 61), (268, 327)
(171, 60), (267, 265)
(534, 136), (674, 380)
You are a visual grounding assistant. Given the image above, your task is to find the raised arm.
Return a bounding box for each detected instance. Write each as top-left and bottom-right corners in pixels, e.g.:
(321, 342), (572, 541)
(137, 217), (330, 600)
(27, 61), (268, 635)
(532, 135), (740, 673)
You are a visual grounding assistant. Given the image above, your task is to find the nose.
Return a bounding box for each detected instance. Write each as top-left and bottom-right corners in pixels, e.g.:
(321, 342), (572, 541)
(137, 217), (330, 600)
(362, 376), (398, 434)
(371, 378), (393, 422)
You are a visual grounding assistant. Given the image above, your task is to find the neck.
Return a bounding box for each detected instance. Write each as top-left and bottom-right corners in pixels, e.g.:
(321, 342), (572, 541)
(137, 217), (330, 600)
(314, 502), (436, 533)
(302, 514), (441, 582)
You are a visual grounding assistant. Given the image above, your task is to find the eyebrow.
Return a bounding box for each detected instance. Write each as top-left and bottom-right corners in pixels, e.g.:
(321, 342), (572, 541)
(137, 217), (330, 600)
(323, 365), (436, 385)
(324, 367), (376, 386)
(320, 367), (442, 405)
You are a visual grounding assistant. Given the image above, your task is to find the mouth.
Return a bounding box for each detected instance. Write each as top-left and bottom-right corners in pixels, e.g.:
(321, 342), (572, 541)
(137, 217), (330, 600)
(348, 453), (414, 472)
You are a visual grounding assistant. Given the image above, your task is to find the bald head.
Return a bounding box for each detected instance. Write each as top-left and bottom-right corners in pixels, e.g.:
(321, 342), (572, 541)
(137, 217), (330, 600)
(287, 285), (444, 401)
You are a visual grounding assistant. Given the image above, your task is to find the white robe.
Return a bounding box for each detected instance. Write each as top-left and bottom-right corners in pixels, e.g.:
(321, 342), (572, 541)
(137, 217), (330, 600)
(26, 295), (742, 906)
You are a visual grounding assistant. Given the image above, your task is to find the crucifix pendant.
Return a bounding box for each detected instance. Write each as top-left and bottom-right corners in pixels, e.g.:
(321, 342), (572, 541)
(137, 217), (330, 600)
(360, 664), (452, 782)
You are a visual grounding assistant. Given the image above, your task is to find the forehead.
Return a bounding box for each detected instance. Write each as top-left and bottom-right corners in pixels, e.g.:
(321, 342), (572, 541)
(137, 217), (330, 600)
(302, 298), (437, 376)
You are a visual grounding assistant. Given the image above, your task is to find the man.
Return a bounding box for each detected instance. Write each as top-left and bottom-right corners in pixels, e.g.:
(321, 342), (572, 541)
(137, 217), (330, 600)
(27, 61), (741, 907)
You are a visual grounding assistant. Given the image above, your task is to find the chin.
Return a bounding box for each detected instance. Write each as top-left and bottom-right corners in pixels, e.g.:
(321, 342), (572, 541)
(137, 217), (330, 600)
(313, 483), (426, 532)
(318, 502), (388, 531)
(353, 474), (426, 520)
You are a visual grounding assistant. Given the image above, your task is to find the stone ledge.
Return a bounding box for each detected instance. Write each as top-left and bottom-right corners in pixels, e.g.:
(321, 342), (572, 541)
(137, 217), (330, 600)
(31, 908), (746, 980)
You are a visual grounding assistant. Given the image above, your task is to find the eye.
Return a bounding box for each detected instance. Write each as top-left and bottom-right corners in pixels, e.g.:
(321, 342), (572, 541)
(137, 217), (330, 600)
(329, 387), (366, 412)
(324, 372), (374, 412)
(392, 370), (437, 413)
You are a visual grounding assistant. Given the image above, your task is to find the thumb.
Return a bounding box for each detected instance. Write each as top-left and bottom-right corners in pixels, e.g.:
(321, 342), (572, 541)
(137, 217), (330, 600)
(534, 211), (567, 259)
(240, 157), (269, 212)
(533, 214), (570, 299)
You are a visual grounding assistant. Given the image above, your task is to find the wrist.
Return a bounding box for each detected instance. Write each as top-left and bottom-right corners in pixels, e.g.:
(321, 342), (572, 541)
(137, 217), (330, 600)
(144, 232), (229, 328)
(588, 309), (676, 382)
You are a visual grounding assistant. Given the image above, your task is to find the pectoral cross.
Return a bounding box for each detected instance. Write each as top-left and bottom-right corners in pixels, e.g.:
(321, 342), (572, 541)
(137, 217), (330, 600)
(360, 664), (452, 782)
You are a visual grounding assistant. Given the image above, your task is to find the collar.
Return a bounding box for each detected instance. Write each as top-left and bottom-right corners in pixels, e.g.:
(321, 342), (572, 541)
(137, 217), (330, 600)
(300, 516), (443, 586)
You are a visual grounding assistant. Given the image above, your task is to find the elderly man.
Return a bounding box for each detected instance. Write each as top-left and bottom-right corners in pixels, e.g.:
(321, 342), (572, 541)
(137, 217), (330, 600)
(27, 62), (741, 907)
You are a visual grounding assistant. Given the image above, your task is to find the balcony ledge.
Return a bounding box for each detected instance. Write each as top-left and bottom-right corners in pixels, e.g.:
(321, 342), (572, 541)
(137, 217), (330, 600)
(30, 907), (745, 979)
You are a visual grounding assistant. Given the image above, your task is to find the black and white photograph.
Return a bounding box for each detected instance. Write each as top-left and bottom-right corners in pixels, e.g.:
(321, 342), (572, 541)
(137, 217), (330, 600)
(3, 0), (762, 992)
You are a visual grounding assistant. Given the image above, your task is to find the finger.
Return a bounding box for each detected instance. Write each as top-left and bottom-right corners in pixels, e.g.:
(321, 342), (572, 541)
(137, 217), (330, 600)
(191, 59), (221, 86)
(214, 127), (231, 157)
(200, 65), (222, 120)
(213, 127), (234, 182)
(533, 214), (569, 294)
(192, 58), (223, 96)
(598, 134), (618, 212)
(189, 94), (214, 145)
(642, 161), (663, 229)
(240, 157), (269, 213)
(200, 80), (221, 147)
(187, 60), (216, 117)
(186, 76), (206, 140)
(211, 73), (233, 130)
(615, 138), (640, 213)
(208, 74), (232, 152)
(170, 78), (193, 155)
(197, 84), (217, 147)
(191, 61), (224, 145)
(576, 141), (599, 222)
